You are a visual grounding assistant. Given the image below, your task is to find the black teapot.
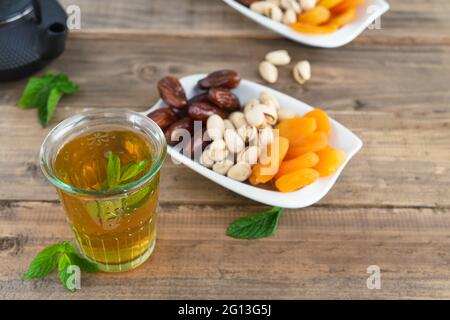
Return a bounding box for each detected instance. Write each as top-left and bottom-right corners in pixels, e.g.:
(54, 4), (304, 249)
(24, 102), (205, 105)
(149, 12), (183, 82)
(0, 0), (68, 81)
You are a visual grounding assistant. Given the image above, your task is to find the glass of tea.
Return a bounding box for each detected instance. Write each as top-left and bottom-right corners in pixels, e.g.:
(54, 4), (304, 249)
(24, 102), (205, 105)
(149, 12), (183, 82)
(40, 109), (167, 272)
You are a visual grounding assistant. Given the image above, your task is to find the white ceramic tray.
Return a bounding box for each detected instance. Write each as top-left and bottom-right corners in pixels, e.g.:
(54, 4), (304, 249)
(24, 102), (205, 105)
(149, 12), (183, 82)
(222, 0), (390, 48)
(144, 74), (362, 208)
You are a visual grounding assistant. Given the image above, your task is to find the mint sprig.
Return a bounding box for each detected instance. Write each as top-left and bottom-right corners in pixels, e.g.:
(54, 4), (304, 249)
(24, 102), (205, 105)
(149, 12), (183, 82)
(106, 151), (149, 190)
(227, 207), (283, 239)
(22, 241), (98, 292)
(18, 72), (79, 127)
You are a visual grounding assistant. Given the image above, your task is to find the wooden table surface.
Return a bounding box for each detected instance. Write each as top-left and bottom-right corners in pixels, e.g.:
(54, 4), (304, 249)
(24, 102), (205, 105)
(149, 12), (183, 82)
(1, 0), (450, 299)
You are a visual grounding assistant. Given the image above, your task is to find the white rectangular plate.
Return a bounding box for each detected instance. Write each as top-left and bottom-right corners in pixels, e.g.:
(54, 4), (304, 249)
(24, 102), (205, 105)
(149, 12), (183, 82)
(222, 0), (390, 48)
(144, 74), (362, 208)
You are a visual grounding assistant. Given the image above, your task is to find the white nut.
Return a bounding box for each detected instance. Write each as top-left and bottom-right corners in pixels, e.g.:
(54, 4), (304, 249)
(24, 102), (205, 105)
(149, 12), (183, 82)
(283, 9), (297, 24)
(206, 114), (225, 141)
(237, 125), (258, 143)
(259, 90), (280, 109)
(227, 162), (252, 182)
(250, 1), (276, 15)
(244, 99), (260, 114)
(280, 0), (301, 14)
(293, 60), (311, 84)
(259, 126), (274, 147)
(261, 104), (278, 125)
(277, 107), (297, 121)
(300, 0), (317, 10)
(199, 150), (214, 168)
(259, 61), (278, 84)
(238, 146), (259, 165)
(224, 128), (245, 154)
(265, 50), (291, 66)
(212, 159), (234, 175)
(266, 5), (283, 22)
(245, 104), (267, 129)
(207, 139), (228, 162)
(229, 112), (247, 129)
(223, 119), (235, 130)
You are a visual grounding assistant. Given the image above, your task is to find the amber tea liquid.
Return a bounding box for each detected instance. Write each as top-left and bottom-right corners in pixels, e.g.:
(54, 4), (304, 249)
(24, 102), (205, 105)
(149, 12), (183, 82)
(53, 130), (159, 272)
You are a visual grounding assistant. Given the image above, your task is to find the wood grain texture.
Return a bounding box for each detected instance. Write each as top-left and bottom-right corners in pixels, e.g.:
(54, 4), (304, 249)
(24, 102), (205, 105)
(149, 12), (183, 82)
(2, 202), (450, 299)
(0, 0), (449, 300)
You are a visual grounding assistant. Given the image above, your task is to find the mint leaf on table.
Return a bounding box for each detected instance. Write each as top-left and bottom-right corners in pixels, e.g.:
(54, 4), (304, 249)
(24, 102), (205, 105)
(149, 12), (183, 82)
(227, 207), (283, 240)
(22, 241), (99, 292)
(18, 72), (79, 127)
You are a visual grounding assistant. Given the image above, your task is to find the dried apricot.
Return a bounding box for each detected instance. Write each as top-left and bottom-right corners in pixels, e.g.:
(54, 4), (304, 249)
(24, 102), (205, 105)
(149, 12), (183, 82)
(289, 23), (338, 34)
(305, 108), (331, 136)
(276, 117), (316, 144)
(331, 0), (364, 14)
(318, 0), (344, 9)
(249, 137), (289, 185)
(314, 146), (346, 177)
(275, 168), (320, 192)
(298, 6), (331, 25)
(275, 152), (319, 180)
(287, 132), (329, 159)
(326, 7), (356, 27)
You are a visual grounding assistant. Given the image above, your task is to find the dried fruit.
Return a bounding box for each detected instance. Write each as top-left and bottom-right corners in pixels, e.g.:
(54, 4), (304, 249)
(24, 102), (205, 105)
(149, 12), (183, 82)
(164, 117), (194, 145)
(275, 168), (319, 192)
(187, 102), (226, 122)
(276, 117), (317, 143)
(318, 0), (344, 9)
(157, 76), (188, 109)
(275, 152), (320, 179)
(326, 7), (356, 27)
(298, 6), (331, 25)
(331, 0), (364, 14)
(305, 108), (331, 135)
(198, 70), (241, 90)
(314, 146), (346, 176)
(208, 88), (241, 111)
(188, 93), (210, 104)
(249, 137), (289, 185)
(289, 22), (338, 34)
(147, 107), (177, 130)
(286, 132), (329, 159)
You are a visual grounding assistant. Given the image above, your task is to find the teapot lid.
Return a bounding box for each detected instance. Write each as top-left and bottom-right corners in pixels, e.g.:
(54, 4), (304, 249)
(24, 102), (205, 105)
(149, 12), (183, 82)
(0, 0), (33, 24)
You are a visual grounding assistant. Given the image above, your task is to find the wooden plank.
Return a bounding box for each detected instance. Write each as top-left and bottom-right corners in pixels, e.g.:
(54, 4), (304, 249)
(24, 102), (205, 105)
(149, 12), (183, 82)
(57, 0), (450, 41)
(1, 201), (450, 299)
(0, 35), (449, 207)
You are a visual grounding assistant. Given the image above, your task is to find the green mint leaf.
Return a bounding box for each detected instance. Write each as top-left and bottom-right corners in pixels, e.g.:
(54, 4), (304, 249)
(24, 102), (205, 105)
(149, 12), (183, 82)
(106, 151), (121, 189)
(120, 160), (149, 183)
(58, 253), (77, 292)
(67, 253), (99, 273)
(22, 243), (64, 280)
(227, 207), (283, 240)
(38, 88), (63, 127)
(17, 72), (79, 127)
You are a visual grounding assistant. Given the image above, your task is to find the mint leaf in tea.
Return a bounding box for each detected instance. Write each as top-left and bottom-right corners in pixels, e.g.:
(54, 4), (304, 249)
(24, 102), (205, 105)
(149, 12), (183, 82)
(53, 130), (159, 271)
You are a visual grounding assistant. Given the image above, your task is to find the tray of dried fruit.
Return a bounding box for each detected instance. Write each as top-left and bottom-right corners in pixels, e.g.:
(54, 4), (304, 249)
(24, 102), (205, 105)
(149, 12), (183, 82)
(222, 0), (390, 48)
(144, 70), (362, 208)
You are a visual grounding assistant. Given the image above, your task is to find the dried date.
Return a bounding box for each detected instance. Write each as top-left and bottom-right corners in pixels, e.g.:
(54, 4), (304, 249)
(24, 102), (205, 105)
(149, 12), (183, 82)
(208, 88), (241, 111)
(198, 70), (241, 90)
(147, 107), (178, 130)
(157, 76), (188, 109)
(187, 102), (227, 122)
(164, 117), (194, 145)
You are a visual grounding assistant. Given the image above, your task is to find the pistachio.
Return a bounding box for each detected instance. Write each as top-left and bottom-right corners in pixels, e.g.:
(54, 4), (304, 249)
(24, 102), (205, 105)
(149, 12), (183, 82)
(265, 50), (291, 66)
(260, 104), (278, 125)
(283, 9), (297, 24)
(212, 159), (234, 175)
(206, 114), (225, 141)
(259, 90), (280, 109)
(229, 112), (247, 129)
(245, 104), (267, 129)
(266, 4), (283, 22)
(237, 146), (259, 165)
(277, 107), (297, 121)
(199, 150), (214, 168)
(223, 119), (235, 130)
(244, 98), (260, 114)
(237, 124), (258, 143)
(207, 139), (228, 162)
(293, 60), (311, 84)
(259, 126), (274, 147)
(224, 128), (245, 154)
(227, 162), (252, 182)
(250, 1), (276, 15)
(259, 61), (278, 84)
(299, 0), (317, 10)
(280, 0), (301, 14)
